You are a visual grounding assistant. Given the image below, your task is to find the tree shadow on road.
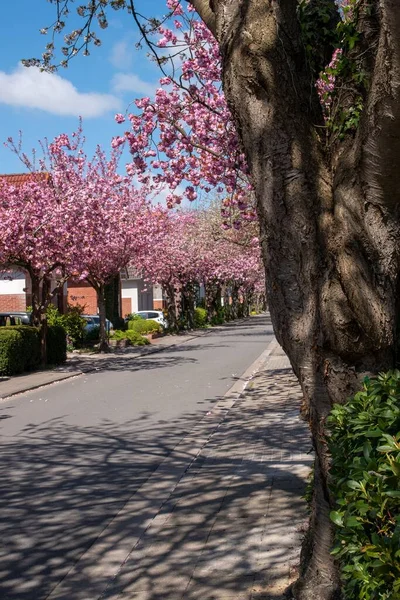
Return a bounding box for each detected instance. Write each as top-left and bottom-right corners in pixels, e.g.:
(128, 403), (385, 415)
(0, 367), (311, 600)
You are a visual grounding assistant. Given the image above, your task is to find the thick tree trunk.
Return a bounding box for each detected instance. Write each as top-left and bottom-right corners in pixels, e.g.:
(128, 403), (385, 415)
(39, 276), (51, 366)
(182, 282), (196, 329)
(205, 280), (221, 322)
(164, 282), (179, 332)
(197, 0), (400, 597)
(29, 270), (48, 365)
(97, 283), (109, 352)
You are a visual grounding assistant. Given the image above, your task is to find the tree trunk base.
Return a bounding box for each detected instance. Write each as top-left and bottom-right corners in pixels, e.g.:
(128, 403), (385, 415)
(292, 457), (342, 600)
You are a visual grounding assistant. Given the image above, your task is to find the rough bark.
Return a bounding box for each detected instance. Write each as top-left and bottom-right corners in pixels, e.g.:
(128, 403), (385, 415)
(205, 280), (221, 322)
(192, 0), (400, 597)
(181, 282), (196, 329)
(164, 282), (179, 332)
(96, 283), (109, 352)
(29, 269), (48, 365)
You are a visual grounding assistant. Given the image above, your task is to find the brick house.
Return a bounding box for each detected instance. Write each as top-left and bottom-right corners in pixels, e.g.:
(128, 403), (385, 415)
(67, 268), (164, 318)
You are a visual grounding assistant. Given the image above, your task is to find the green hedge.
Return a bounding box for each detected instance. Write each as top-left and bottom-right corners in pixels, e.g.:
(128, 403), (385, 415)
(194, 307), (207, 328)
(0, 326), (40, 375)
(46, 324), (67, 365)
(128, 319), (162, 335)
(0, 324), (66, 375)
(327, 371), (400, 600)
(111, 329), (149, 346)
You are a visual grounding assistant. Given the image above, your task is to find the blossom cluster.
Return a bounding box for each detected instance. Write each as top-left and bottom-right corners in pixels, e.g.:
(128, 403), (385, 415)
(113, 2), (256, 229)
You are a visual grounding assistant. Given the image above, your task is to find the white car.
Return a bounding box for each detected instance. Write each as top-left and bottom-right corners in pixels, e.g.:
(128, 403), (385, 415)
(134, 310), (167, 328)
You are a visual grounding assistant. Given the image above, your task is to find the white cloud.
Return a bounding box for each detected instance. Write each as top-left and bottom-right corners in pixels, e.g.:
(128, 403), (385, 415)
(109, 40), (134, 70)
(0, 63), (121, 118)
(112, 72), (157, 97)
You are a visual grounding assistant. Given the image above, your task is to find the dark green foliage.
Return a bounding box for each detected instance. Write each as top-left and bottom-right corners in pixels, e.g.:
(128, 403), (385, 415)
(210, 307), (225, 325)
(0, 326), (40, 375)
(0, 324), (66, 374)
(83, 326), (100, 343)
(298, 0), (340, 78)
(327, 371), (400, 599)
(194, 307), (207, 328)
(46, 324), (67, 364)
(111, 329), (149, 346)
(128, 319), (162, 335)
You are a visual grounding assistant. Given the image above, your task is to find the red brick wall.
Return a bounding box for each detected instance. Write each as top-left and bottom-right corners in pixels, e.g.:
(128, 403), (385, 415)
(68, 281), (97, 314)
(153, 299), (166, 310)
(121, 297), (132, 318)
(0, 294), (27, 311)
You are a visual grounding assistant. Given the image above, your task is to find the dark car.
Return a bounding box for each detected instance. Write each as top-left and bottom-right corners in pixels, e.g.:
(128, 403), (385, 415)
(0, 311), (32, 326)
(81, 315), (112, 333)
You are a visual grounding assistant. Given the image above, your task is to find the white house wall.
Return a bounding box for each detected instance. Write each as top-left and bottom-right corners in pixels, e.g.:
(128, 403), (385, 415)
(121, 280), (140, 314)
(0, 271), (26, 295)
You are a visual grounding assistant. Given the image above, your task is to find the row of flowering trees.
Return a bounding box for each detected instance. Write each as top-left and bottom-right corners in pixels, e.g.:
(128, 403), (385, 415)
(137, 207), (265, 331)
(0, 132), (264, 358)
(0, 132), (164, 356)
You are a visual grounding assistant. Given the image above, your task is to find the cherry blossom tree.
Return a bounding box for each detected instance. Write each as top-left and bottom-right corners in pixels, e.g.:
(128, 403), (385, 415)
(0, 173), (75, 362)
(2, 130), (159, 352)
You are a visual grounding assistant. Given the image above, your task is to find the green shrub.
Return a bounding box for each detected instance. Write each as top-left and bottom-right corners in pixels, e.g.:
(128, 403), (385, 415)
(327, 370), (400, 600)
(111, 329), (149, 346)
(194, 307), (207, 328)
(16, 326), (41, 370)
(128, 319), (162, 335)
(125, 313), (144, 322)
(83, 325), (100, 343)
(46, 324), (67, 364)
(210, 307), (226, 325)
(0, 326), (41, 375)
(62, 308), (86, 346)
(47, 304), (86, 347)
(0, 323), (66, 374)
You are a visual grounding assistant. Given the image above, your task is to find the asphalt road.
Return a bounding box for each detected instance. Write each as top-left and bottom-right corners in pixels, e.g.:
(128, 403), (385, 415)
(0, 316), (274, 600)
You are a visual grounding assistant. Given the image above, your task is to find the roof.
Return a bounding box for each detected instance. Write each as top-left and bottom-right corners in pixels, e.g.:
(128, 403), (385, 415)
(0, 172), (50, 186)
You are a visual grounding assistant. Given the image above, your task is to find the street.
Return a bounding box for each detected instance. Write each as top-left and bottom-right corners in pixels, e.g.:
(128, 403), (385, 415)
(0, 316), (274, 600)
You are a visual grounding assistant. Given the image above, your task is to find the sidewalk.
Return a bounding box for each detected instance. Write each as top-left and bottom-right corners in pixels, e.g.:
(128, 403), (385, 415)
(0, 327), (211, 400)
(46, 340), (312, 600)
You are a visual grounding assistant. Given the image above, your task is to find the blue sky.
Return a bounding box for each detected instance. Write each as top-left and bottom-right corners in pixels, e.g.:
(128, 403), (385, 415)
(0, 0), (168, 173)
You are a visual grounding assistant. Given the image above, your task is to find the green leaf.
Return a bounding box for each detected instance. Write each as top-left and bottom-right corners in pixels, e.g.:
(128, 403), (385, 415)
(330, 511), (344, 526)
(384, 490), (400, 498)
(345, 516), (360, 528)
(365, 430), (383, 438)
(347, 480), (363, 490)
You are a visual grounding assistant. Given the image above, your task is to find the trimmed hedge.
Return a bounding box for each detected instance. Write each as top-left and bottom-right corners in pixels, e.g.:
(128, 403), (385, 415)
(128, 319), (162, 335)
(327, 370), (400, 600)
(0, 324), (66, 375)
(46, 324), (67, 365)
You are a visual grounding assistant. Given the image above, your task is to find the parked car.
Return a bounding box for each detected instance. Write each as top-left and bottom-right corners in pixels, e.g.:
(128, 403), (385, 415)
(133, 310), (168, 328)
(0, 311), (32, 326)
(81, 315), (112, 333)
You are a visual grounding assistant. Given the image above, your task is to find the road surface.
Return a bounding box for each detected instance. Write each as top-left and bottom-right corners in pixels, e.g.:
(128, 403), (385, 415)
(0, 316), (274, 600)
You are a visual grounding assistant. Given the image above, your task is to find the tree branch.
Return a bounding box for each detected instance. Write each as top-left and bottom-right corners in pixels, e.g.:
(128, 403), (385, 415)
(187, 0), (217, 36)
